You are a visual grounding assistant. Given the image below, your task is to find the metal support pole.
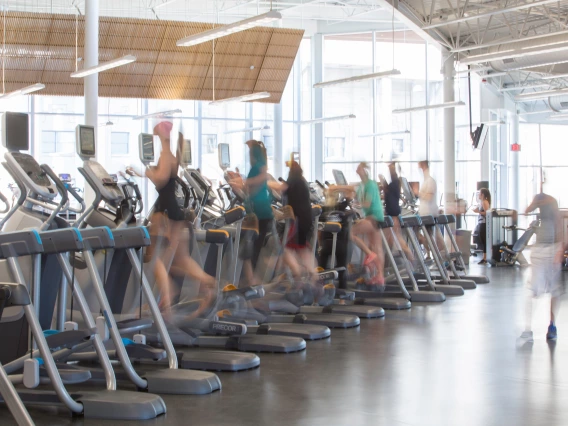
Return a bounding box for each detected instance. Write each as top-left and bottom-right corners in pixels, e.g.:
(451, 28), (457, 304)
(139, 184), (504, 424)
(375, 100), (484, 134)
(510, 114), (520, 211)
(84, 0), (99, 207)
(443, 53), (456, 215)
(274, 101), (283, 178)
(0, 362), (34, 426)
(312, 34), (324, 182)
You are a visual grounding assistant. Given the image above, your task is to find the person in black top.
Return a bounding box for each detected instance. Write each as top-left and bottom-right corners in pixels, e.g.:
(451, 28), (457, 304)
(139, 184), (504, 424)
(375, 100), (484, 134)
(269, 161), (315, 281)
(383, 162), (414, 261)
(130, 122), (215, 313)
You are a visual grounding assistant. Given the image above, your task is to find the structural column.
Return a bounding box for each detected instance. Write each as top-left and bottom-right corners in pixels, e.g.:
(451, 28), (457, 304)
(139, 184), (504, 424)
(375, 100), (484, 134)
(312, 34), (324, 182)
(443, 52), (456, 214)
(510, 113), (520, 211)
(84, 0), (99, 206)
(273, 101), (283, 178)
(84, 0), (98, 131)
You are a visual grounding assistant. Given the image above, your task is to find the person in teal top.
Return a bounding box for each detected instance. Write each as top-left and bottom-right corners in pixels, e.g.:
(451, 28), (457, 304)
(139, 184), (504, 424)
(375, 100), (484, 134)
(242, 141), (273, 272)
(330, 162), (385, 287)
(246, 142), (274, 221)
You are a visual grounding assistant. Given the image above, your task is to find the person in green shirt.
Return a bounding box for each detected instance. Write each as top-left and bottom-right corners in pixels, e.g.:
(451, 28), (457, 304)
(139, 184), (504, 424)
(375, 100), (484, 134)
(330, 162), (385, 286)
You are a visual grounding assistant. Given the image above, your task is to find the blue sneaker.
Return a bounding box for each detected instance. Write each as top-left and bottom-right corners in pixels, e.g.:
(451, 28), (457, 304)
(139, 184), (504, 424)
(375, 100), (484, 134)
(547, 323), (557, 340)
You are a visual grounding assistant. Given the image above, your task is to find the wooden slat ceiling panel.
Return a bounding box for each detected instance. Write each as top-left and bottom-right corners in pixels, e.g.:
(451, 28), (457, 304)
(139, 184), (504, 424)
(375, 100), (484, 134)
(0, 11), (304, 103)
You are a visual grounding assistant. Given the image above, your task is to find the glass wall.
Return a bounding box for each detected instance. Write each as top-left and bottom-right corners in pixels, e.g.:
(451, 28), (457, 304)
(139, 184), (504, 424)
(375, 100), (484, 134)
(519, 123), (568, 208)
(318, 29), (483, 216)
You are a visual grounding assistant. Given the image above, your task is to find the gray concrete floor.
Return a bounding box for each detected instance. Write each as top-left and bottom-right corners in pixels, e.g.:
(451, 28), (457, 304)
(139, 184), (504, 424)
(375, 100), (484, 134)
(2, 265), (568, 426)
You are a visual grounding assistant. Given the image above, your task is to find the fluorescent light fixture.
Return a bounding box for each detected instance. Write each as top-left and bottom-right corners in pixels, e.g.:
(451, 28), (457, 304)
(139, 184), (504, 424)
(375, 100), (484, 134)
(514, 88), (568, 102)
(314, 69), (401, 89)
(456, 66), (492, 75)
(499, 84), (550, 92)
(70, 55), (137, 78)
(225, 125), (270, 135)
(548, 113), (568, 120)
(460, 41), (568, 66)
(456, 121), (505, 128)
(359, 130), (410, 138)
(300, 114), (356, 125)
(177, 10), (282, 47)
(210, 92), (271, 105)
(133, 109), (182, 120)
(539, 73), (568, 80)
(518, 109), (553, 115)
(0, 83), (45, 99)
(392, 101), (465, 114)
(480, 72), (509, 79)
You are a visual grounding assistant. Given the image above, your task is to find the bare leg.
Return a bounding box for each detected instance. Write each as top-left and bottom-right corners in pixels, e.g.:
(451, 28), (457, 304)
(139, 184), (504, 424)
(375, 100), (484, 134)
(418, 232), (431, 258)
(525, 292), (533, 332)
(551, 296), (561, 324)
(283, 248), (302, 278)
(242, 260), (257, 286)
(370, 227), (384, 282)
(393, 217), (414, 261)
(170, 222), (215, 286)
(351, 220), (375, 257)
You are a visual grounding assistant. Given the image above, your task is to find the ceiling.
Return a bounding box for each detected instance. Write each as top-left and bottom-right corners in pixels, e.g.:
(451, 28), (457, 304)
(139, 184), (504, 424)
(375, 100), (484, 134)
(1, 11), (303, 102)
(7, 0), (568, 112)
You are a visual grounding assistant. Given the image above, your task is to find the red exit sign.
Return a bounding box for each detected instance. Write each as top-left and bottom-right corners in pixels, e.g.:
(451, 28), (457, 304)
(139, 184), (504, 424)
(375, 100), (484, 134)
(511, 143), (521, 152)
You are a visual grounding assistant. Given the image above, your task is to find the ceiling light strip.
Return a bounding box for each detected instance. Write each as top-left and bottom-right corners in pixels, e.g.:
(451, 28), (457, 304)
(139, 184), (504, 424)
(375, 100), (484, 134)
(210, 92), (271, 105)
(499, 84), (551, 92)
(392, 101), (465, 114)
(0, 83), (45, 99)
(70, 55), (137, 78)
(514, 88), (568, 102)
(224, 125), (270, 135)
(314, 69), (401, 89)
(299, 114), (356, 125)
(177, 10), (282, 47)
(359, 130), (410, 138)
(133, 109), (182, 120)
(456, 121), (505, 128)
(460, 42), (568, 66)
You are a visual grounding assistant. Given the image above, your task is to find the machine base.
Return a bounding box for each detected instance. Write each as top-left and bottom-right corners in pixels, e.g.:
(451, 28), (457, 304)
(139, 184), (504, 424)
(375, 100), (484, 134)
(408, 291), (446, 303)
(177, 349), (260, 372)
(353, 296), (411, 310)
(432, 284), (465, 296)
(144, 368), (221, 395)
(444, 279), (477, 289)
(460, 274), (490, 284)
(251, 323), (331, 340)
(328, 304), (385, 319)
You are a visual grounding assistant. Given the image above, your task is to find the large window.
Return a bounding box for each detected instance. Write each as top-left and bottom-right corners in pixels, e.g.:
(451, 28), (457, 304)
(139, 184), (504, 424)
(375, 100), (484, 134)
(520, 123), (568, 209)
(41, 131), (75, 154)
(110, 132), (129, 155)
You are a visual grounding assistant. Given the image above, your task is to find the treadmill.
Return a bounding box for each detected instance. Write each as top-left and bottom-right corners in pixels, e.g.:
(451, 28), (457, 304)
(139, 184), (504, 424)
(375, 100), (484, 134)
(330, 169), (412, 310)
(413, 214), (477, 290)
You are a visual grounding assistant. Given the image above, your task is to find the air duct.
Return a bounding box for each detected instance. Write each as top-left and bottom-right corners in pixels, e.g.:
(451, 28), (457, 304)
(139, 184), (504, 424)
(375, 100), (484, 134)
(487, 33), (568, 74)
(548, 95), (568, 112)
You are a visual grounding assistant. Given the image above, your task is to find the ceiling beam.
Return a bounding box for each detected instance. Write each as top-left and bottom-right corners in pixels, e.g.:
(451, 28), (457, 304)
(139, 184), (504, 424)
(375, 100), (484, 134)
(374, 0), (450, 50)
(423, 0), (562, 30)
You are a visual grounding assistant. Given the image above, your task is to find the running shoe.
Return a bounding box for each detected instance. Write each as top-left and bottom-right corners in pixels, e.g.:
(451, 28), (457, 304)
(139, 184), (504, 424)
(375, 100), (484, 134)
(546, 323), (557, 340)
(519, 330), (534, 343)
